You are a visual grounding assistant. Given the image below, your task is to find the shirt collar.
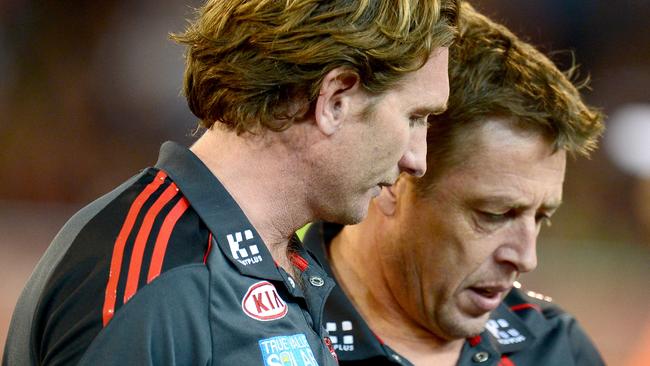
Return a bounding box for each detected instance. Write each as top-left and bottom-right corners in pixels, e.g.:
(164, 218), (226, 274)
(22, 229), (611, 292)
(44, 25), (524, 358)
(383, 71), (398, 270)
(479, 294), (538, 354)
(155, 141), (282, 280)
(304, 222), (390, 361)
(493, 287), (553, 344)
(302, 221), (340, 277)
(456, 290), (545, 364)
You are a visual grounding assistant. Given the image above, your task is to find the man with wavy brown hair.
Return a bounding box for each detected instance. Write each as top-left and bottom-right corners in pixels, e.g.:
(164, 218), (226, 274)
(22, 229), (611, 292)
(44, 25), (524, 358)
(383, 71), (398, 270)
(3, 0), (458, 365)
(303, 3), (605, 365)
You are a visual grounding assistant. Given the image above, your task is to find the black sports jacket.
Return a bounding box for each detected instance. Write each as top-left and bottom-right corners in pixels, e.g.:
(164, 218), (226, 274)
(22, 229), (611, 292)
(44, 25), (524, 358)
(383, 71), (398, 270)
(3, 142), (339, 366)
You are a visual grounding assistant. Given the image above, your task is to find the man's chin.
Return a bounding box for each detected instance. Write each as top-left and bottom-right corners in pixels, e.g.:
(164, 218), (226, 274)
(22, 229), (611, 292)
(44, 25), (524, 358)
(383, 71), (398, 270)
(441, 311), (492, 340)
(343, 193), (375, 224)
(322, 202), (369, 226)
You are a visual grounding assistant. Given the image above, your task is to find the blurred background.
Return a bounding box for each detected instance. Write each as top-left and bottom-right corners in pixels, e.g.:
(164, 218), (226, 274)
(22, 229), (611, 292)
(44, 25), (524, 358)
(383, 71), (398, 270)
(1, 0), (649, 364)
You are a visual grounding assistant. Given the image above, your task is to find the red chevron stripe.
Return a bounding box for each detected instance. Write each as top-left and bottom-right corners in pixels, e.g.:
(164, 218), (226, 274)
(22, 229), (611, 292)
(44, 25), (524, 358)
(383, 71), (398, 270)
(147, 197), (190, 283)
(102, 170), (167, 326)
(499, 355), (516, 366)
(123, 183), (179, 303)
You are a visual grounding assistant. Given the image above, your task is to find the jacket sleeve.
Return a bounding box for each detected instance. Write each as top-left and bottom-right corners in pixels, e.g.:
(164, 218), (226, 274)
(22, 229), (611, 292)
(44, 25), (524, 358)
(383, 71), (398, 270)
(77, 265), (212, 366)
(562, 313), (606, 366)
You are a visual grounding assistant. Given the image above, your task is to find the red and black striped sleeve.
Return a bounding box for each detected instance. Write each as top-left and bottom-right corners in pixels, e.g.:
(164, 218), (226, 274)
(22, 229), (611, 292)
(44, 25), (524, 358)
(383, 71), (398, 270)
(29, 168), (210, 365)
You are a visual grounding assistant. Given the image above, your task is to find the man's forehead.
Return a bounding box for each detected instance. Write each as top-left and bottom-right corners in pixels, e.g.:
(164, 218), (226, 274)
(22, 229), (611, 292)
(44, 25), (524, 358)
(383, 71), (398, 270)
(418, 125), (566, 201)
(387, 48), (449, 105)
(462, 119), (563, 165)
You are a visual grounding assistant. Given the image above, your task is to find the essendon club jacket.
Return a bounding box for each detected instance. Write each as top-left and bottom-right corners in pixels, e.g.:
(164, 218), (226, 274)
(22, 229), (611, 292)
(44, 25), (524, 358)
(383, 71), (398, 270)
(3, 142), (339, 366)
(303, 222), (606, 366)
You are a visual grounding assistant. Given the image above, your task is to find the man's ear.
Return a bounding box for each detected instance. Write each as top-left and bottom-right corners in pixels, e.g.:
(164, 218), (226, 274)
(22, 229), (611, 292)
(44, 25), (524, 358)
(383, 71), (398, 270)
(375, 176), (412, 217)
(314, 67), (361, 136)
(375, 186), (397, 217)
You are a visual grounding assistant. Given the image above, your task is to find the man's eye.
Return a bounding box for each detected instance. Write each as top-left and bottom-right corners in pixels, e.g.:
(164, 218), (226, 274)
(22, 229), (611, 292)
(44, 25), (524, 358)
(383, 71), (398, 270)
(478, 210), (508, 223)
(536, 213), (553, 227)
(409, 115), (429, 127)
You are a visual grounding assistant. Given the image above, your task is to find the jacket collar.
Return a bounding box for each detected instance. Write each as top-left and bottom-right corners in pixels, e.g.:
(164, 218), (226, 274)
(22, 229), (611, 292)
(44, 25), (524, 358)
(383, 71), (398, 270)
(155, 141), (283, 280)
(480, 295), (539, 354)
(304, 222), (392, 360)
(456, 289), (548, 364)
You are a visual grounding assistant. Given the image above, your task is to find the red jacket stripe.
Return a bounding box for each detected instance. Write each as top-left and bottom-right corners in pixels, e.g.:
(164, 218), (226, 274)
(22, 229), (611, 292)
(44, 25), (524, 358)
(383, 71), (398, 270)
(147, 197), (190, 283)
(123, 183), (179, 303)
(202, 232), (213, 265)
(468, 335), (482, 347)
(102, 170), (168, 326)
(510, 303), (542, 312)
(289, 252), (309, 272)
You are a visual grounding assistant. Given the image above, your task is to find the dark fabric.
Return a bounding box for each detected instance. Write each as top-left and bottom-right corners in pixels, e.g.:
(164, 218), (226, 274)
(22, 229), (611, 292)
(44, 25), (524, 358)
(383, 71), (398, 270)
(3, 172), (145, 366)
(3, 142), (339, 366)
(303, 221), (606, 366)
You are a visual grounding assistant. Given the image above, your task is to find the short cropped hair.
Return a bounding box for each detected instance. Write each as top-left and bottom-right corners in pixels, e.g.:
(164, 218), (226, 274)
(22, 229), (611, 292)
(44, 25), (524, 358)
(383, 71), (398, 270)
(172, 0), (458, 134)
(416, 2), (604, 191)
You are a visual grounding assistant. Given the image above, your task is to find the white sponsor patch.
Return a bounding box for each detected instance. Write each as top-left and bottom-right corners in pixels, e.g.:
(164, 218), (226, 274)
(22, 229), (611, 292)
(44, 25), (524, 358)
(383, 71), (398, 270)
(326, 321), (355, 352)
(227, 230), (263, 266)
(242, 281), (288, 321)
(258, 334), (319, 366)
(486, 318), (526, 345)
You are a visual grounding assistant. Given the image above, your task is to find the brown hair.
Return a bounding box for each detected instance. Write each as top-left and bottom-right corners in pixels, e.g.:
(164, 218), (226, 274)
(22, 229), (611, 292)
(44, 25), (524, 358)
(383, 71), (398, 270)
(417, 2), (604, 191)
(172, 0), (459, 134)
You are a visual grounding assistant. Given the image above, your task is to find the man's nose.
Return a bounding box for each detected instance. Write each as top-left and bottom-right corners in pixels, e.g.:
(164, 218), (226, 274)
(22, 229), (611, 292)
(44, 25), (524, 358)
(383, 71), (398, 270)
(398, 126), (427, 178)
(496, 218), (539, 273)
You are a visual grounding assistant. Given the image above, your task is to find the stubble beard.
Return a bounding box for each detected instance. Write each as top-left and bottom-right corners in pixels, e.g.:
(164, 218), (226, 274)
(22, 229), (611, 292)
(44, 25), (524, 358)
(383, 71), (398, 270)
(314, 190), (369, 226)
(436, 302), (491, 340)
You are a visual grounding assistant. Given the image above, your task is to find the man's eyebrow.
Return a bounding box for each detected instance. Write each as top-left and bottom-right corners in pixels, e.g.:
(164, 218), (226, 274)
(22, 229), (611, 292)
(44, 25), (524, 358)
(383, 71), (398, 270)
(468, 196), (513, 208)
(541, 201), (563, 212)
(412, 104), (448, 116)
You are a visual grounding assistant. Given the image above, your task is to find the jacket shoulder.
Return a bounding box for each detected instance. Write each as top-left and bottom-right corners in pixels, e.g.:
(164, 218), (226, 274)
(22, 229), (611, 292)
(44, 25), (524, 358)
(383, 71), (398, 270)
(15, 168), (211, 366)
(504, 285), (605, 366)
(505, 285), (561, 317)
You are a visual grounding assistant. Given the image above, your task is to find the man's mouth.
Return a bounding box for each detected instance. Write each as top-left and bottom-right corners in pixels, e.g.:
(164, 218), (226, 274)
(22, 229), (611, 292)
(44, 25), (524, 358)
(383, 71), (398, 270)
(465, 284), (511, 314)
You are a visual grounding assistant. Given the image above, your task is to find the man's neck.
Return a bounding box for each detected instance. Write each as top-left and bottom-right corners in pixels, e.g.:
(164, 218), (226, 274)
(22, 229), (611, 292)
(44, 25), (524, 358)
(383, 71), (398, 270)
(329, 216), (465, 366)
(190, 127), (312, 271)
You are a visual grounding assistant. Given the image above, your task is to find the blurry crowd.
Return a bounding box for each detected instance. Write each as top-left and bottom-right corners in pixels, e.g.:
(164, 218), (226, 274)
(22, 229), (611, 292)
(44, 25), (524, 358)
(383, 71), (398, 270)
(0, 0), (200, 201)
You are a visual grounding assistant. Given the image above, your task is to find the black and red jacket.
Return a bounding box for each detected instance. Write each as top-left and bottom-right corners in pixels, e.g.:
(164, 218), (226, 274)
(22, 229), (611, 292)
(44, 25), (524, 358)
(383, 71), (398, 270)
(3, 142), (339, 366)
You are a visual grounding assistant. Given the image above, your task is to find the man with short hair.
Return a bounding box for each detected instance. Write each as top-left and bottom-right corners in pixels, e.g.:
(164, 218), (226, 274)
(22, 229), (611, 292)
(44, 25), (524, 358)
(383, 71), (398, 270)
(303, 4), (605, 365)
(2, 1), (458, 365)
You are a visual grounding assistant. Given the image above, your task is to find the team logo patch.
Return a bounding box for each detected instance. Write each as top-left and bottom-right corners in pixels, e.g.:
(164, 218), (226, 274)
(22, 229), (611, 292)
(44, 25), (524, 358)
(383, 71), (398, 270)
(242, 281), (288, 321)
(227, 229), (263, 266)
(258, 334), (319, 366)
(325, 321), (355, 352)
(486, 318), (526, 345)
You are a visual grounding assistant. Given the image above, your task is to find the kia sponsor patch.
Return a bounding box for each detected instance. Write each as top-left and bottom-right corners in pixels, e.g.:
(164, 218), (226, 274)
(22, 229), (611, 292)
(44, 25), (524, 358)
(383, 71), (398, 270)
(258, 334), (319, 366)
(242, 281), (288, 321)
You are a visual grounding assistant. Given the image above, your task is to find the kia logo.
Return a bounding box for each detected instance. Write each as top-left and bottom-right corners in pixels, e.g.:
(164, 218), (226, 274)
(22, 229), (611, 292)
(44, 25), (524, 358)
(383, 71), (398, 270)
(242, 281), (288, 321)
